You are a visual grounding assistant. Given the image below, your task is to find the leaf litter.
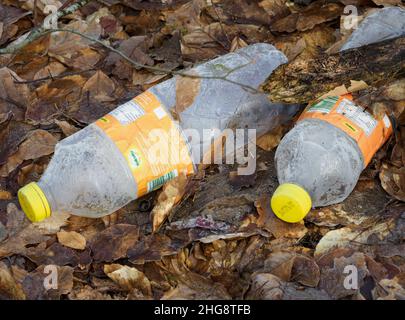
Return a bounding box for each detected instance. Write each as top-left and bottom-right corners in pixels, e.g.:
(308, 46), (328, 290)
(0, 0), (404, 300)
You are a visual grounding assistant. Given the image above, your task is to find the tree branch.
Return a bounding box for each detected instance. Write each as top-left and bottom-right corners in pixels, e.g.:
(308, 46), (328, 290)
(0, 0), (260, 93)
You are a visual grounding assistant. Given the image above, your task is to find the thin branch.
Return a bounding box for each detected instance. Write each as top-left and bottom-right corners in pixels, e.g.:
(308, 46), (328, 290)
(0, 0), (261, 93)
(41, 28), (260, 93)
(12, 69), (95, 84)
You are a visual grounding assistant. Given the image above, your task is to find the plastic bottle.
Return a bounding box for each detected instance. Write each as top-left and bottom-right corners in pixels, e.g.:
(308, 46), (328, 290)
(340, 7), (405, 51)
(18, 43), (300, 222)
(271, 95), (392, 223)
(270, 6), (405, 223)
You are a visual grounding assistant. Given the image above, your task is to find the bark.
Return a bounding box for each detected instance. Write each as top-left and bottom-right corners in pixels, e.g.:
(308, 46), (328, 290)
(261, 36), (405, 104)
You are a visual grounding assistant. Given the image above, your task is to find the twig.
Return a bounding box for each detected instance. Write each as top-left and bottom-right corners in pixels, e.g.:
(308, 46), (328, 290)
(12, 69), (95, 84)
(0, 0), (261, 93)
(40, 28), (261, 93)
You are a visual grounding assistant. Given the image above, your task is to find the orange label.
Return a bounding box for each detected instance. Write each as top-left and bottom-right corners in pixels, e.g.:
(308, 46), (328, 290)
(95, 91), (195, 198)
(299, 94), (392, 166)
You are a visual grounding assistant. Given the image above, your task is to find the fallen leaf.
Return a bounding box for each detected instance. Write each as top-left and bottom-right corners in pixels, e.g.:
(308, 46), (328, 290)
(54, 119), (80, 137)
(0, 67), (30, 121)
(256, 125), (286, 151)
(26, 242), (92, 267)
(0, 189), (12, 200)
(0, 129), (58, 177)
(255, 196), (308, 239)
(0, 3), (30, 46)
(175, 75), (201, 114)
(271, 2), (343, 33)
(380, 164), (405, 202)
(262, 251), (321, 287)
(317, 251), (370, 299)
(314, 216), (401, 257)
(21, 265), (73, 300)
(82, 70), (116, 102)
(0, 262), (26, 299)
(106, 36), (154, 80)
(33, 62), (67, 81)
(57, 230), (87, 250)
(27, 75), (87, 124)
(229, 36), (248, 52)
(375, 273), (405, 300)
(161, 271), (231, 300)
(90, 224), (139, 262)
(151, 174), (189, 232)
(68, 285), (114, 300)
(246, 273), (330, 300)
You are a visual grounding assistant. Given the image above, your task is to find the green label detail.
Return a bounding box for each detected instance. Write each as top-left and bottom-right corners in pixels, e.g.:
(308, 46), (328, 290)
(129, 150), (141, 168)
(307, 96), (339, 114)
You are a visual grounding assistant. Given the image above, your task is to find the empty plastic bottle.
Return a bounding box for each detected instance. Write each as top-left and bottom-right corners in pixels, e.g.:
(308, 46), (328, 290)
(270, 6), (405, 223)
(18, 43), (300, 222)
(340, 7), (405, 51)
(271, 95), (393, 223)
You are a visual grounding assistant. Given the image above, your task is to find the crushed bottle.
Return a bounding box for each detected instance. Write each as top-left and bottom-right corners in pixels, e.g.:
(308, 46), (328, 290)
(271, 94), (393, 223)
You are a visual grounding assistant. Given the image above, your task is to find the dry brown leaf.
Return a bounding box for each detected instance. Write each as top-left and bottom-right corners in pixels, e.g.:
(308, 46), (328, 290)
(21, 265), (74, 300)
(256, 125), (286, 151)
(255, 196), (308, 239)
(371, 0), (403, 5)
(27, 75), (87, 124)
(0, 189), (12, 200)
(57, 230), (87, 250)
(151, 174), (189, 232)
(0, 129), (58, 177)
(68, 285), (114, 300)
(104, 264), (152, 296)
(271, 2), (343, 33)
(106, 35), (153, 79)
(246, 273), (330, 300)
(263, 251), (321, 287)
(274, 25), (336, 62)
(90, 224), (139, 262)
(375, 273), (405, 300)
(33, 62), (67, 81)
(229, 36), (248, 52)
(318, 80), (369, 100)
(0, 204), (67, 259)
(161, 271), (231, 300)
(380, 164), (405, 202)
(314, 219), (397, 257)
(0, 262), (26, 300)
(317, 251), (370, 299)
(82, 70), (116, 102)
(54, 120), (80, 137)
(0, 3), (30, 46)
(71, 48), (102, 70)
(0, 67), (30, 121)
(175, 75), (201, 114)
(48, 8), (111, 63)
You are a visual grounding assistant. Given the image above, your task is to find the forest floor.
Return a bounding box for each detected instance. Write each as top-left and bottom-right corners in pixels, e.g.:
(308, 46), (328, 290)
(0, 0), (404, 300)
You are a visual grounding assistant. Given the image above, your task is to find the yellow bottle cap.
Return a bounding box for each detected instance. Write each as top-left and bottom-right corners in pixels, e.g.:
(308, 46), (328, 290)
(18, 182), (51, 222)
(271, 183), (312, 223)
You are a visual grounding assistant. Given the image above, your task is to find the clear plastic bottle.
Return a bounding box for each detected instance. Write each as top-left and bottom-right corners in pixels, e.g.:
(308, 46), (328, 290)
(340, 7), (405, 51)
(270, 7), (404, 224)
(271, 95), (392, 223)
(18, 43), (300, 222)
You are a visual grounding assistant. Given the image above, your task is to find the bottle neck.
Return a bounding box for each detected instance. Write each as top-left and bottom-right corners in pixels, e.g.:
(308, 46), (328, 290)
(37, 180), (57, 214)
